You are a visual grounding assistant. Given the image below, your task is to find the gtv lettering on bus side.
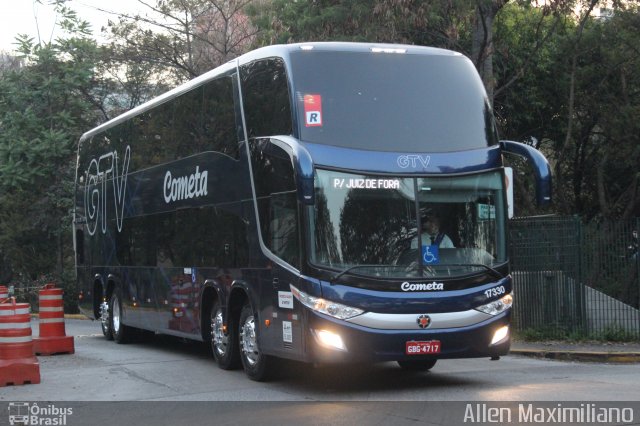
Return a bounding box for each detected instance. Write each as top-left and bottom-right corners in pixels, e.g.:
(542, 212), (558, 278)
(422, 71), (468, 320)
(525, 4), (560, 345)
(83, 146), (130, 235)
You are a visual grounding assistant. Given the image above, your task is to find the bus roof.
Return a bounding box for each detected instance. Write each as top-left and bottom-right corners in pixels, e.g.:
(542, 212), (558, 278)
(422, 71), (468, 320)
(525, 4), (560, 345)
(236, 42), (461, 65)
(79, 42), (464, 142)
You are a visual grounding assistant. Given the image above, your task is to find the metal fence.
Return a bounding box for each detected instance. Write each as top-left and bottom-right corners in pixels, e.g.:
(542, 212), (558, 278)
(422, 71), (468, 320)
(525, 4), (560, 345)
(509, 216), (640, 339)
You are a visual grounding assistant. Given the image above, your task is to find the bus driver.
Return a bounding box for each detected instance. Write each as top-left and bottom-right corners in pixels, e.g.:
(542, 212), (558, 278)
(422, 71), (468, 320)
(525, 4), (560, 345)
(411, 212), (454, 249)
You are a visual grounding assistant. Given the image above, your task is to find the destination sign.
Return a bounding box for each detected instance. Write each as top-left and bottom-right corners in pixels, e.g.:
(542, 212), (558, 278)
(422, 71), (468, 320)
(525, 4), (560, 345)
(332, 178), (400, 189)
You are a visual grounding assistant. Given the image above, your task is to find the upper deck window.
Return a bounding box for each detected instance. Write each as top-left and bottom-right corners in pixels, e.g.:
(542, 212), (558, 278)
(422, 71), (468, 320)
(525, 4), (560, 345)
(290, 50), (497, 152)
(240, 58), (293, 138)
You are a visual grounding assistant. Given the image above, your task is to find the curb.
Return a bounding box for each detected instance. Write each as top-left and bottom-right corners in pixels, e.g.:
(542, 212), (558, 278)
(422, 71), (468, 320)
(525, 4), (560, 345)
(510, 348), (640, 363)
(31, 314), (88, 320)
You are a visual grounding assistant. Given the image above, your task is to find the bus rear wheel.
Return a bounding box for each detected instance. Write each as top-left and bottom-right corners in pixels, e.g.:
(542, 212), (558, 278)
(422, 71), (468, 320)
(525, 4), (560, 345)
(100, 300), (113, 340)
(110, 291), (131, 344)
(238, 302), (276, 381)
(397, 359), (437, 371)
(210, 300), (240, 370)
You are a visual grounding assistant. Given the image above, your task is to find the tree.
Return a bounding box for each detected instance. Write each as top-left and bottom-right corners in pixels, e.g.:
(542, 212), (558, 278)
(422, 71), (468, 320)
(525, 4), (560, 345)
(493, 2), (573, 215)
(106, 0), (259, 83)
(472, 0), (508, 103)
(248, 0), (563, 107)
(248, 0), (475, 47)
(587, 7), (640, 219)
(0, 2), (101, 288)
(495, 1), (640, 219)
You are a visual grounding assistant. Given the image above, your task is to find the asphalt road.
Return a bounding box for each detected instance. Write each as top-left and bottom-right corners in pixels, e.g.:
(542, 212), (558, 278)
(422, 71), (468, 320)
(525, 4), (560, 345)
(2, 319), (638, 403)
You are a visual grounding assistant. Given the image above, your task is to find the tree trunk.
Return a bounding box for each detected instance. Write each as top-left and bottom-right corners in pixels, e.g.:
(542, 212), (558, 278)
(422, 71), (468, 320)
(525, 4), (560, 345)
(472, 0), (506, 106)
(555, 0), (599, 214)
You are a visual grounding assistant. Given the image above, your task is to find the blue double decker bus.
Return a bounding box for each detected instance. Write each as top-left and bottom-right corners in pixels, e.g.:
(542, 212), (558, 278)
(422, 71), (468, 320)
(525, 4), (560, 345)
(74, 42), (551, 381)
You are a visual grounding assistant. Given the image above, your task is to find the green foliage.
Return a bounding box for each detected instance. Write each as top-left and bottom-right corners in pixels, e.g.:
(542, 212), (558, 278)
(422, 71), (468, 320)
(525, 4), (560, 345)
(494, 3), (640, 219)
(0, 1), (100, 301)
(494, 3), (574, 215)
(247, 0), (475, 50)
(10, 271), (79, 315)
(516, 326), (568, 341)
(248, 0), (377, 43)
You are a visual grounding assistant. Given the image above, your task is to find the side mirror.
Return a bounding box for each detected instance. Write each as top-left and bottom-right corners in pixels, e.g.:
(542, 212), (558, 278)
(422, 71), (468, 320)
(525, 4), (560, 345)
(293, 145), (315, 206)
(271, 137), (315, 205)
(500, 140), (552, 206)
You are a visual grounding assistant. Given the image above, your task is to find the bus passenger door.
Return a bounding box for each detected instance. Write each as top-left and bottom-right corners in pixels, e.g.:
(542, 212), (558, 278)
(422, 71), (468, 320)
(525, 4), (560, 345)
(249, 138), (303, 357)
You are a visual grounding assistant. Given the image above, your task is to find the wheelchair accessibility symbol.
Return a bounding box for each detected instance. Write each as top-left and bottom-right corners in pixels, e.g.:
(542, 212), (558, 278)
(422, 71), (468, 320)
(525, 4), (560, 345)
(422, 245), (440, 265)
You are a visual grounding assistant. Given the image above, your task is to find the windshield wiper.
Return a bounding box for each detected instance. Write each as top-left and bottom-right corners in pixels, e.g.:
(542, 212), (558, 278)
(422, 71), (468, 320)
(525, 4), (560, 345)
(436, 263), (504, 279)
(331, 264), (406, 283)
(330, 263), (504, 283)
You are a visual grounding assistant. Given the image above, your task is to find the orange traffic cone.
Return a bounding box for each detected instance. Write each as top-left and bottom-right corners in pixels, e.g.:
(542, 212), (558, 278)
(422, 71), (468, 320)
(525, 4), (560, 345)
(0, 299), (41, 386)
(33, 284), (74, 356)
(0, 286), (8, 302)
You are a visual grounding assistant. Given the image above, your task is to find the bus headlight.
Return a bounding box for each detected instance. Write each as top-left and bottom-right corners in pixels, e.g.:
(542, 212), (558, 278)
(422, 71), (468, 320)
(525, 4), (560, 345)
(475, 294), (513, 316)
(290, 285), (364, 320)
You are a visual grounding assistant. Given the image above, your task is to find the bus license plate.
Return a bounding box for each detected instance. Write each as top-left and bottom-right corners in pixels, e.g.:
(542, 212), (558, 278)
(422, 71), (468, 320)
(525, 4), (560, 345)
(406, 340), (441, 355)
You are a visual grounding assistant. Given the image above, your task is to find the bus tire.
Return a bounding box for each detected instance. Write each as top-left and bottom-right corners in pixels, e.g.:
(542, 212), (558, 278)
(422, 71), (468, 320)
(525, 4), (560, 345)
(239, 302), (275, 381)
(397, 359), (437, 371)
(110, 290), (131, 344)
(101, 319), (113, 340)
(101, 304), (113, 341)
(211, 300), (240, 370)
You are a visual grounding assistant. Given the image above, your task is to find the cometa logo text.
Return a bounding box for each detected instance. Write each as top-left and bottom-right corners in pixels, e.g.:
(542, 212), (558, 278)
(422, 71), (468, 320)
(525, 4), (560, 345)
(164, 166), (208, 203)
(401, 281), (444, 291)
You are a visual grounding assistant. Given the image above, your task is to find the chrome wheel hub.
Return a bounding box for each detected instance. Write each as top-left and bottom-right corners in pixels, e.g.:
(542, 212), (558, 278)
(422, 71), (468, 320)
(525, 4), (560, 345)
(100, 301), (109, 329)
(211, 309), (227, 356)
(240, 314), (259, 366)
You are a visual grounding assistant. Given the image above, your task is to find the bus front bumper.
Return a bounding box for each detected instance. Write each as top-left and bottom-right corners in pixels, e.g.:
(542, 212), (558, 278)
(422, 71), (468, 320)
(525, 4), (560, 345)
(304, 309), (511, 364)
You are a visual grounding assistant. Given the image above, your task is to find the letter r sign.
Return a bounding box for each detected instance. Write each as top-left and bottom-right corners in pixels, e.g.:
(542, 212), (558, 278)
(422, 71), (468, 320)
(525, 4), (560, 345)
(304, 94), (323, 127)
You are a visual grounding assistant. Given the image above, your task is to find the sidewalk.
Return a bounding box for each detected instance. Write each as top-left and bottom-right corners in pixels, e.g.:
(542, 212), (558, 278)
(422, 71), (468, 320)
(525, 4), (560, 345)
(510, 340), (640, 363)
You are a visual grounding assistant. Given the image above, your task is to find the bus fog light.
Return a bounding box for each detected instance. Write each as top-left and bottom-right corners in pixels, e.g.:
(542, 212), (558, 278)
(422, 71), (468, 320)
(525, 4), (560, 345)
(314, 329), (346, 351)
(491, 325), (509, 345)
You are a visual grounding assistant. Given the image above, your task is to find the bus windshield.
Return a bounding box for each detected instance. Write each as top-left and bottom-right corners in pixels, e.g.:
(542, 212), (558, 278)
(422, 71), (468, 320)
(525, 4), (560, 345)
(290, 50), (497, 152)
(309, 169), (506, 278)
